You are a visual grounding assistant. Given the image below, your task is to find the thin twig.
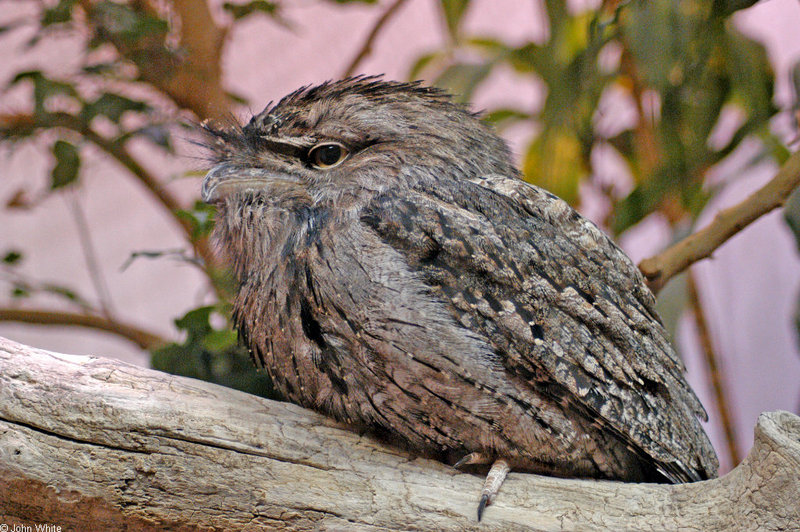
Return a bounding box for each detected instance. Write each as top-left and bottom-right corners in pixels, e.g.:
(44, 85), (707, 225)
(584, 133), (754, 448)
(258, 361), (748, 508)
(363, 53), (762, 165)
(65, 192), (116, 319)
(341, 0), (411, 78)
(687, 272), (740, 468)
(639, 149), (800, 293)
(0, 308), (169, 350)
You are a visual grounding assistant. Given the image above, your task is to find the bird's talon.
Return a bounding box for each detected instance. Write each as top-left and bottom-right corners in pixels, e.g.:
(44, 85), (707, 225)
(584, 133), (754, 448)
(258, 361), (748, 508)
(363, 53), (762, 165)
(477, 493), (489, 521)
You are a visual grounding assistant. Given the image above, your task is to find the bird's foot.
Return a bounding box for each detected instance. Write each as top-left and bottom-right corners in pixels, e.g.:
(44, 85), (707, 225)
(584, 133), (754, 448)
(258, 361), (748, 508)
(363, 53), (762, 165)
(477, 459), (510, 521)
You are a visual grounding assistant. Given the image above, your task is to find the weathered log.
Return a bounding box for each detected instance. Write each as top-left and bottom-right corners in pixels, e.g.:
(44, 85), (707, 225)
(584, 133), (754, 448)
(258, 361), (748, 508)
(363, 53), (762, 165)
(0, 336), (798, 531)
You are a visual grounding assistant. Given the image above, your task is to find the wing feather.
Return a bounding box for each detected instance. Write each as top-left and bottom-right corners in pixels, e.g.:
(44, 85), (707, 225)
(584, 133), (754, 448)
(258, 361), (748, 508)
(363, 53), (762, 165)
(360, 172), (718, 481)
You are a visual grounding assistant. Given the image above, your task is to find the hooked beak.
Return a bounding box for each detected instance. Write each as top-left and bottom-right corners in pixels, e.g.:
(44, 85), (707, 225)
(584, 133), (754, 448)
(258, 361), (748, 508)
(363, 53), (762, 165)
(201, 163), (291, 204)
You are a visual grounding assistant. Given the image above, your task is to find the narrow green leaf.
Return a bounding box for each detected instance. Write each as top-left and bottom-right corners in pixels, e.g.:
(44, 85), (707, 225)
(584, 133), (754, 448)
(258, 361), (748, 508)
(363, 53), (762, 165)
(11, 286), (30, 298)
(222, 1), (280, 20)
(792, 60), (800, 109)
(433, 61), (493, 103)
(482, 108), (530, 128)
(440, 0), (470, 38)
(2, 250), (23, 265)
(408, 52), (440, 80)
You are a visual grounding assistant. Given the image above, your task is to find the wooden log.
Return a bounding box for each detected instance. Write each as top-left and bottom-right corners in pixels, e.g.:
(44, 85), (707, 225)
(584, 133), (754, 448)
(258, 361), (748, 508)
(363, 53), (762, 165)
(0, 336), (798, 531)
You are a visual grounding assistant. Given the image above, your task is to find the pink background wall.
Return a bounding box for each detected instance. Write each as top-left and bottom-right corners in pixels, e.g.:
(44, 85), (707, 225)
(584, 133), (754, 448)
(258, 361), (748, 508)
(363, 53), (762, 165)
(2, 0), (800, 473)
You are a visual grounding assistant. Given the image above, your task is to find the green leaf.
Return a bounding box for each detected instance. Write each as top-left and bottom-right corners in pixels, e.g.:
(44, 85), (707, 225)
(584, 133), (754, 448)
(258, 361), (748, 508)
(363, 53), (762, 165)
(408, 52), (441, 80)
(42, 284), (83, 304)
(176, 201), (217, 240)
(433, 62), (493, 103)
(11, 286), (30, 298)
(222, 1), (280, 20)
(522, 128), (587, 206)
(712, 0), (761, 18)
(783, 185), (800, 252)
(722, 29), (775, 129)
(2, 250), (23, 265)
(10, 71), (79, 116)
(202, 329), (239, 352)
(611, 165), (675, 234)
(508, 42), (551, 75)
(482, 108), (530, 128)
(792, 60), (800, 109)
(41, 0), (77, 26)
(440, 0), (471, 38)
(152, 305), (277, 397)
(175, 305), (214, 336)
(225, 90), (250, 106)
(82, 93), (149, 123)
(50, 140), (80, 189)
(91, 2), (169, 46)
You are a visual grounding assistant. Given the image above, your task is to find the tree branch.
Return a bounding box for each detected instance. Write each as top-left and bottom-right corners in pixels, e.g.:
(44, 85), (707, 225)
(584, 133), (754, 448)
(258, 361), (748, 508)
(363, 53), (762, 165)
(687, 272), (740, 467)
(0, 310), (168, 350)
(341, 0), (411, 78)
(1, 336), (798, 530)
(160, 0), (230, 120)
(80, 0), (231, 121)
(639, 149), (800, 293)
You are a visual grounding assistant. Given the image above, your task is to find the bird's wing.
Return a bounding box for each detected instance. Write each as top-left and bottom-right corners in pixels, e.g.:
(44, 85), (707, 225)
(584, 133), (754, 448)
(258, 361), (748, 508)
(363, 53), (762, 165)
(360, 172), (718, 482)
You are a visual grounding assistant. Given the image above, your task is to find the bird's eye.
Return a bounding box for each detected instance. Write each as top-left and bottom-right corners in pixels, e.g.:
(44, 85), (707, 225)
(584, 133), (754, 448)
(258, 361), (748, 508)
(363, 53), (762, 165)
(308, 143), (349, 169)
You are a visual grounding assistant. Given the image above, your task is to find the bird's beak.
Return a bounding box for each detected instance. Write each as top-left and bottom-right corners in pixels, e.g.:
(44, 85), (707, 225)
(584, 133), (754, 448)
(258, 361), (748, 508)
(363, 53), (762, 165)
(201, 163), (286, 204)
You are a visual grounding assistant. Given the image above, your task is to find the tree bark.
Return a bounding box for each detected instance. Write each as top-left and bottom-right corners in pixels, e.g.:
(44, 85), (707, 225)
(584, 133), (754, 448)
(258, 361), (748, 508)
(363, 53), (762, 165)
(0, 336), (798, 531)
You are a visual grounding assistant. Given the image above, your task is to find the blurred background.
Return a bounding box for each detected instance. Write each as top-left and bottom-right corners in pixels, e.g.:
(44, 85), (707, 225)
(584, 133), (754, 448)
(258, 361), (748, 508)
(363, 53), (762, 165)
(1, 0), (799, 475)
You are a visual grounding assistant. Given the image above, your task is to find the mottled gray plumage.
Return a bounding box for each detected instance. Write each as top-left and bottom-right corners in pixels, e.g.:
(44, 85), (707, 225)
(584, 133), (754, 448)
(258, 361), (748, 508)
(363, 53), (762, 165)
(201, 77), (718, 512)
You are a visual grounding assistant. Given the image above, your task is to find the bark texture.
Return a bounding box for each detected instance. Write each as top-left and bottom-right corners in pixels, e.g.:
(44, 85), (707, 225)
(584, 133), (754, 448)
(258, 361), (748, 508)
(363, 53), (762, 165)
(0, 336), (798, 531)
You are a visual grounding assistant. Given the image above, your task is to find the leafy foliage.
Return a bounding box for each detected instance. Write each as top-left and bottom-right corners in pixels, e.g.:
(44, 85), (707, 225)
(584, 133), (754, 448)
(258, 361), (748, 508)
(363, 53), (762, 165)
(417, 0), (782, 235)
(152, 306), (276, 396)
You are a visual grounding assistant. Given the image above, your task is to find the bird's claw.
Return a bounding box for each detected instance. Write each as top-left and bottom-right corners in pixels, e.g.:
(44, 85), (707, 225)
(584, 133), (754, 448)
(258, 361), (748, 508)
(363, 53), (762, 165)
(476, 459), (510, 521)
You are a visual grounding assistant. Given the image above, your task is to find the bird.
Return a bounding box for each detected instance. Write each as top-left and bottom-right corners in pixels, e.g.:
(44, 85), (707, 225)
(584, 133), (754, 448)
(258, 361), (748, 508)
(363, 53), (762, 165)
(200, 76), (718, 520)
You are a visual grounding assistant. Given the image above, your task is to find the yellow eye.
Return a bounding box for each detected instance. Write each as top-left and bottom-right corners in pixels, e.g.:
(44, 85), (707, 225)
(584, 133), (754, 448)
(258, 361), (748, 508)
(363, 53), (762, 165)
(308, 143), (349, 169)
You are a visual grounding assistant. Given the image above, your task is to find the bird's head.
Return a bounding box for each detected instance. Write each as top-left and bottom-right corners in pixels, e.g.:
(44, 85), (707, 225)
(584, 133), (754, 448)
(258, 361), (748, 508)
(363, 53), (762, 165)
(201, 77), (517, 211)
